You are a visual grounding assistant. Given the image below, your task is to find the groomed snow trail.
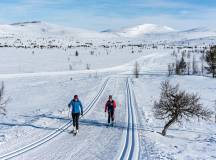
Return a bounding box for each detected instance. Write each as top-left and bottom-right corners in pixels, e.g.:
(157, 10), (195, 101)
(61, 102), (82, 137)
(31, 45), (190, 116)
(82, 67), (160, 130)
(1, 77), (142, 160)
(117, 78), (140, 160)
(14, 78), (124, 160)
(9, 78), (120, 160)
(0, 78), (109, 160)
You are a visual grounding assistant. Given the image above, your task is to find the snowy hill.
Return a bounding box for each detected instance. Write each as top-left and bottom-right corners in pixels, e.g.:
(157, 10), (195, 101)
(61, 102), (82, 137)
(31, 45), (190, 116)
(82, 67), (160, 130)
(1, 21), (216, 40)
(113, 24), (176, 37)
(0, 21), (116, 39)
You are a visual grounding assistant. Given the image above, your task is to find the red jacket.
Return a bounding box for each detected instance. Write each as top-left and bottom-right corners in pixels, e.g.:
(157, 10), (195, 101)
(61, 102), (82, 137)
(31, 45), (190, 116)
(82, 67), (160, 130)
(105, 100), (116, 112)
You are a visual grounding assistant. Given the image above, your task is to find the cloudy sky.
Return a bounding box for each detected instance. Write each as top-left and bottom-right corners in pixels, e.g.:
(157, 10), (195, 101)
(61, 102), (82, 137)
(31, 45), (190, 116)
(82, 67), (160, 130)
(0, 0), (215, 31)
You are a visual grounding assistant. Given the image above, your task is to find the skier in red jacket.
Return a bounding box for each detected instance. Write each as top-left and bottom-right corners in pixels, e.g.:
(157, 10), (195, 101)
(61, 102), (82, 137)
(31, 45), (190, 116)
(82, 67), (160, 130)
(105, 95), (116, 126)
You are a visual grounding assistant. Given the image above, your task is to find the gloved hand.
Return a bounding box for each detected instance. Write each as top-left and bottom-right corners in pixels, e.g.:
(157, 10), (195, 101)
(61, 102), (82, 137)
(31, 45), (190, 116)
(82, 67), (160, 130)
(81, 111), (83, 116)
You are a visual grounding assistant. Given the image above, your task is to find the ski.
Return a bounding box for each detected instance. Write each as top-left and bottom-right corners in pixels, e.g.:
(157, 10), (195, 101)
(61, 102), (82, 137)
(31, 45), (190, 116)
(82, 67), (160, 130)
(73, 130), (79, 136)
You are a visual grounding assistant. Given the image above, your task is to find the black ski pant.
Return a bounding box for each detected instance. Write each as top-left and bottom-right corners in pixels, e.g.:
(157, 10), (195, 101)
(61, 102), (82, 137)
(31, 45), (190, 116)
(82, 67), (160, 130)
(72, 113), (80, 130)
(108, 110), (114, 123)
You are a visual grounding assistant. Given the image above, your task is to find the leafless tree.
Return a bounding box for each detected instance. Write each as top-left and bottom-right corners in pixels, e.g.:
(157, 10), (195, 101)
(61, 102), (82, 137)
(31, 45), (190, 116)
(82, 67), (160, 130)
(153, 80), (212, 136)
(69, 64), (73, 71)
(86, 64), (90, 70)
(168, 64), (172, 76)
(90, 51), (94, 55)
(187, 62), (191, 75)
(200, 52), (205, 76)
(214, 100), (216, 123)
(187, 52), (191, 59)
(134, 62), (140, 78)
(0, 82), (8, 115)
(168, 63), (174, 76)
(175, 60), (180, 75)
(192, 55), (198, 75)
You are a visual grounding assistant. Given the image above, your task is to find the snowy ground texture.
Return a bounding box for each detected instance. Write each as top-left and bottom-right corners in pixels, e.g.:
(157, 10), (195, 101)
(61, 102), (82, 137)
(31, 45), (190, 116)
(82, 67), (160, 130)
(0, 22), (216, 160)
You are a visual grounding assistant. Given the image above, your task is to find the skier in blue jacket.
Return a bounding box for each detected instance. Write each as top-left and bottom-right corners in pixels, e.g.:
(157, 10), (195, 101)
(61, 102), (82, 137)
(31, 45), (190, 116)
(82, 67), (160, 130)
(68, 95), (83, 134)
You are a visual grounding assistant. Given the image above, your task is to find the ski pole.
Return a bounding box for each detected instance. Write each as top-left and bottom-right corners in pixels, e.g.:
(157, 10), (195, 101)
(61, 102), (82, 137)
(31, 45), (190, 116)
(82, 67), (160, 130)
(68, 107), (71, 119)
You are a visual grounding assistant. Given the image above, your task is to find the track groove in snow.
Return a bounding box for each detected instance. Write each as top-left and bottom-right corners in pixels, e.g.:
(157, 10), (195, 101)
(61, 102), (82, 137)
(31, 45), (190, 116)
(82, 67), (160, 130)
(117, 78), (139, 160)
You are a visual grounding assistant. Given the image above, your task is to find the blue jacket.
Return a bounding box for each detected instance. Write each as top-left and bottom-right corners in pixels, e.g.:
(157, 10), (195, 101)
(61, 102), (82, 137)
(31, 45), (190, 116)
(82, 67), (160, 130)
(68, 99), (83, 113)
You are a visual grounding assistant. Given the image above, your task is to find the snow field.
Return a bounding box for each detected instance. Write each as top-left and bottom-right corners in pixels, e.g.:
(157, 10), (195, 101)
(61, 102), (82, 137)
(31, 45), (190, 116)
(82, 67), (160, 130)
(133, 75), (216, 160)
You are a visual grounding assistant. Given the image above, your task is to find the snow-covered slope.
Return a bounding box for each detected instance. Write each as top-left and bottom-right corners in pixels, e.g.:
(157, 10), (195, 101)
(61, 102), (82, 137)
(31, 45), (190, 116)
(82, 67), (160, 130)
(0, 21), (116, 39)
(0, 21), (216, 44)
(113, 24), (175, 37)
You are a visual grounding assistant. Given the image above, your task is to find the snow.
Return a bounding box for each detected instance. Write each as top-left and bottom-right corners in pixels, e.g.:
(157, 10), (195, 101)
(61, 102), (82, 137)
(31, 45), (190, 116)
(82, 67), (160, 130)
(116, 24), (176, 37)
(0, 21), (117, 40)
(0, 48), (147, 74)
(0, 21), (216, 160)
(133, 76), (216, 160)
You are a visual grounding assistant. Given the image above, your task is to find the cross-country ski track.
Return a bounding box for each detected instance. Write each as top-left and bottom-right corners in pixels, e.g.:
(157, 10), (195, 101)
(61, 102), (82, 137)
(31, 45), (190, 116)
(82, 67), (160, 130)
(0, 77), (142, 160)
(117, 78), (140, 160)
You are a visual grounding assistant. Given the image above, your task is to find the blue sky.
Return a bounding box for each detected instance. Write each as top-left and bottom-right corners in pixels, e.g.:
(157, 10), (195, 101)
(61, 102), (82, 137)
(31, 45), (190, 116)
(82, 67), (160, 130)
(0, 0), (216, 30)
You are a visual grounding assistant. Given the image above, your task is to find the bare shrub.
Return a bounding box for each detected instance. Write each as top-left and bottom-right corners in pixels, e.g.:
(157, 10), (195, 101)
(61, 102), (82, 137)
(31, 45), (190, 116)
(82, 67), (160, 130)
(134, 62), (140, 78)
(153, 80), (212, 136)
(0, 82), (9, 115)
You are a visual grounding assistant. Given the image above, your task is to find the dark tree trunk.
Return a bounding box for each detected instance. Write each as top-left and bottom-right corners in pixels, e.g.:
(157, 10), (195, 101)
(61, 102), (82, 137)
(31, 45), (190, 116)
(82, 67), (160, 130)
(215, 114), (216, 123)
(211, 64), (216, 78)
(162, 117), (176, 136)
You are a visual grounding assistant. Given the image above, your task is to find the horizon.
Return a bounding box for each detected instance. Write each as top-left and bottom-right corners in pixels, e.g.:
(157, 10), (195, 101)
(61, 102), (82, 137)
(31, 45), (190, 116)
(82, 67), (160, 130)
(0, 20), (213, 33)
(0, 0), (216, 31)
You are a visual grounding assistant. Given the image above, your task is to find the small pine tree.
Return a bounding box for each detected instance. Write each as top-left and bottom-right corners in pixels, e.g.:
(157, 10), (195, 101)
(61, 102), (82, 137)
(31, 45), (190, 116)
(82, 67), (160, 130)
(205, 45), (216, 78)
(75, 50), (79, 56)
(179, 56), (187, 74)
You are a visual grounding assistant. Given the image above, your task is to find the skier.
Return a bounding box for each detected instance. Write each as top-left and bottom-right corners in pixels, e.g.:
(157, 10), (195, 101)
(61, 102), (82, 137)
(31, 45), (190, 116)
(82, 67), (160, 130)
(105, 95), (117, 126)
(68, 95), (83, 134)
